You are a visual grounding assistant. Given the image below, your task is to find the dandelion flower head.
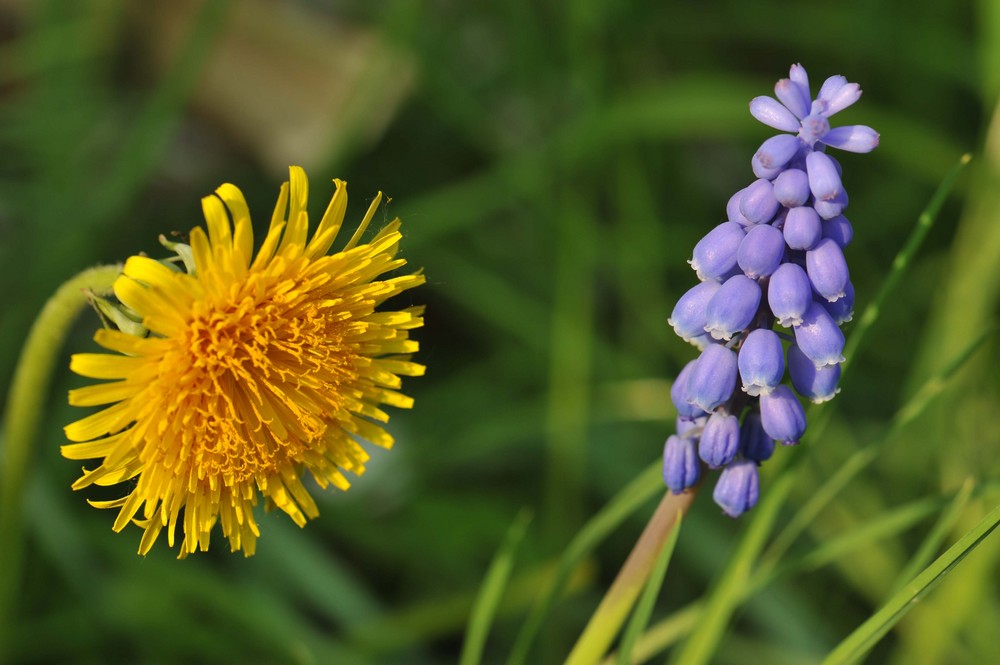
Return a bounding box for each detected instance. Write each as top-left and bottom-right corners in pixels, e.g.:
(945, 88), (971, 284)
(63, 167), (425, 557)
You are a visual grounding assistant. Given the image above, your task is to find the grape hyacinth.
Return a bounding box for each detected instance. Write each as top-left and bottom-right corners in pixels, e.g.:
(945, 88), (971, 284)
(663, 64), (878, 516)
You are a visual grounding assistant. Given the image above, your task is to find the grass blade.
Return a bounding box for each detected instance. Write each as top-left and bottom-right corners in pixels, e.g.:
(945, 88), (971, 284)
(460, 509), (533, 665)
(887, 478), (975, 595)
(822, 500), (1000, 665)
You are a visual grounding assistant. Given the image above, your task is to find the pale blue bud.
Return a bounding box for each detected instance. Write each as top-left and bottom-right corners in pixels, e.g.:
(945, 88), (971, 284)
(783, 205), (822, 250)
(738, 224), (785, 279)
(755, 134), (801, 171)
(806, 151), (843, 201)
(738, 328), (785, 396)
(690, 222), (745, 281)
(740, 179), (780, 224)
(749, 95), (800, 132)
(793, 301), (845, 368)
(787, 344), (841, 403)
(699, 411), (741, 468)
(823, 125), (879, 153)
(713, 459), (760, 517)
(670, 281), (722, 343)
(685, 344), (738, 412)
(664, 435), (700, 494)
(772, 168), (810, 208)
(671, 360), (708, 419)
(705, 275), (762, 341)
(759, 384), (807, 444)
(807, 237), (850, 302)
(768, 262), (812, 327)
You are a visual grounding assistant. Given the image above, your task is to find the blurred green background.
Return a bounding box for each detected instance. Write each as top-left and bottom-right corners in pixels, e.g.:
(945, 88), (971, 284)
(1, 0), (998, 663)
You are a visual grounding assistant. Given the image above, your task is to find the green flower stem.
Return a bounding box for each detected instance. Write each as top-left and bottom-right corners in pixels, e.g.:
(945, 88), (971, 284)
(564, 486), (699, 665)
(0, 263), (122, 659)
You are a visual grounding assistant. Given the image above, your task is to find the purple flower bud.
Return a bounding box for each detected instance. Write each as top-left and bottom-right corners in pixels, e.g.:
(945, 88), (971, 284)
(690, 222), (745, 281)
(738, 328), (785, 396)
(772, 168), (810, 208)
(788, 344), (841, 404)
(751, 154), (784, 181)
(814, 190), (848, 220)
(777, 69), (810, 120)
(713, 459), (759, 517)
(670, 281), (722, 344)
(737, 224), (785, 279)
(740, 411), (774, 462)
(749, 96), (800, 132)
(704, 275), (762, 341)
(755, 134), (801, 171)
(699, 411), (740, 468)
(789, 63), (811, 99)
(793, 301), (845, 368)
(759, 385), (807, 445)
(806, 151), (843, 201)
(814, 75), (849, 112)
(807, 237), (850, 302)
(672, 360), (709, 419)
(663, 435), (700, 494)
(823, 215), (854, 248)
(768, 262), (812, 327)
(685, 344), (738, 412)
(817, 78), (862, 116)
(783, 205), (822, 250)
(822, 279), (855, 324)
(740, 179), (780, 225)
(798, 113), (830, 146)
(823, 125), (879, 153)
(726, 189), (751, 226)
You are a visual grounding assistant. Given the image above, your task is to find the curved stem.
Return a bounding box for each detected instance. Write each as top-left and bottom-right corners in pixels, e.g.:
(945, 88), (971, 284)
(564, 486), (700, 665)
(0, 263), (122, 660)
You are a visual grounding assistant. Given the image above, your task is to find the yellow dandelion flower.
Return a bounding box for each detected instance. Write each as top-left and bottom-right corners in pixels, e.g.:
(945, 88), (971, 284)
(63, 167), (425, 557)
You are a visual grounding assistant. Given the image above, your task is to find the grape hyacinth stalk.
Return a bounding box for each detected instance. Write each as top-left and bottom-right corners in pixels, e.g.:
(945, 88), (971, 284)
(665, 64), (878, 517)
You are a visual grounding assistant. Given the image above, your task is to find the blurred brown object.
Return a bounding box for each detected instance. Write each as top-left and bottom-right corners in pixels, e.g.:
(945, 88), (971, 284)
(141, 0), (415, 175)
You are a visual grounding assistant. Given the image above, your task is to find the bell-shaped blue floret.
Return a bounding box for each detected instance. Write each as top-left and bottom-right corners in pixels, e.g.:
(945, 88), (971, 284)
(704, 275), (761, 341)
(787, 344), (842, 403)
(690, 222), (745, 281)
(793, 301), (845, 368)
(738, 328), (785, 396)
(759, 385), (807, 445)
(806, 151), (843, 202)
(783, 205), (822, 251)
(684, 344), (738, 412)
(671, 360), (709, 419)
(669, 281), (722, 344)
(768, 262), (812, 327)
(699, 411), (740, 469)
(738, 224), (785, 279)
(713, 459), (760, 517)
(807, 237), (850, 302)
(772, 168), (810, 208)
(663, 435), (700, 494)
(740, 179), (780, 224)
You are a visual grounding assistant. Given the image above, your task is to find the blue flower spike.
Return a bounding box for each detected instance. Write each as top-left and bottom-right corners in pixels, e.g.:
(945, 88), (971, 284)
(663, 63), (877, 515)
